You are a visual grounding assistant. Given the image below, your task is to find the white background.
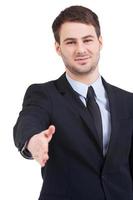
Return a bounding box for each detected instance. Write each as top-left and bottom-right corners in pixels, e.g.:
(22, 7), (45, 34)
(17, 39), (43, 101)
(0, 0), (133, 199)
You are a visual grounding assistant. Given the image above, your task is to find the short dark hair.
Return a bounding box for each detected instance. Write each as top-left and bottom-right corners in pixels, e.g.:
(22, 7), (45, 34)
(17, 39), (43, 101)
(52, 5), (101, 43)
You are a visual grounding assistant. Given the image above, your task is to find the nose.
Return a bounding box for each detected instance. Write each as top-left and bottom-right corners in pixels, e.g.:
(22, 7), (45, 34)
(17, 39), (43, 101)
(76, 42), (87, 55)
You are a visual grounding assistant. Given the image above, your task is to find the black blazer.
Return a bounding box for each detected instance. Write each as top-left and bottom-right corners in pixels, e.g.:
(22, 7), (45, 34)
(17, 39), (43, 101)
(14, 73), (133, 200)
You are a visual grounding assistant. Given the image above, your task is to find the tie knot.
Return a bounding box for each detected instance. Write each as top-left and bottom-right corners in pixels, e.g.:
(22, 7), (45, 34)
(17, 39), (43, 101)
(87, 86), (95, 101)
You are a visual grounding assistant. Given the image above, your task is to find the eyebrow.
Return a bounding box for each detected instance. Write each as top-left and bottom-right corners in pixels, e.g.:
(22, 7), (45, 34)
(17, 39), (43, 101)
(63, 35), (94, 42)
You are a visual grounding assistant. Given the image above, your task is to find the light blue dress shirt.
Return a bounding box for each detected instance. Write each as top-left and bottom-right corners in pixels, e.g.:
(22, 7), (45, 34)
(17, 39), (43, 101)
(66, 74), (111, 155)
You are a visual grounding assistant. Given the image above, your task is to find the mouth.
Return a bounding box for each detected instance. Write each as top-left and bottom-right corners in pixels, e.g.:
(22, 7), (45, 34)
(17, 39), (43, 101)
(74, 57), (90, 64)
(75, 57), (89, 61)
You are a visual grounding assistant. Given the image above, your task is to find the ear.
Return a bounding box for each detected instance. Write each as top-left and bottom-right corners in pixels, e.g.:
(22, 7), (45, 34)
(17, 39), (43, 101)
(55, 42), (61, 56)
(98, 35), (103, 50)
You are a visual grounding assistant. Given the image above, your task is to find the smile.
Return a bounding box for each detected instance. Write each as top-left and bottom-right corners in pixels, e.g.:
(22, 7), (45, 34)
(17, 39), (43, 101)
(74, 57), (90, 62)
(74, 57), (90, 61)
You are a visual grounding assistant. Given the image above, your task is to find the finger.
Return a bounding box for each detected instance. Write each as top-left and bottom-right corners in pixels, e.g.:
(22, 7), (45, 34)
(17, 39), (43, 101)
(44, 125), (55, 142)
(40, 159), (47, 167)
(36, 157), (46, 167)
(34, 153), (49, 167)
(45, 125), (55, 136)
(39, 153), (49, 167)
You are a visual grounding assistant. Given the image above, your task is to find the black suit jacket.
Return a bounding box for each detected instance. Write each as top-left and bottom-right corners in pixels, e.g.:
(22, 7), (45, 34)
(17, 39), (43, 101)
(14, 73), (133, 200)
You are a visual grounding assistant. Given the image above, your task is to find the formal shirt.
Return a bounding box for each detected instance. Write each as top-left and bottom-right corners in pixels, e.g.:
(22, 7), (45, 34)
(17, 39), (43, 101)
(66, 73), (111, 155)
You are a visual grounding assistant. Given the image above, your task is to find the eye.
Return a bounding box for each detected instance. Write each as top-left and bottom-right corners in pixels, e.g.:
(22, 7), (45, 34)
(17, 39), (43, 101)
(66, 41), (76, 45)
(84, 39), (93, 43)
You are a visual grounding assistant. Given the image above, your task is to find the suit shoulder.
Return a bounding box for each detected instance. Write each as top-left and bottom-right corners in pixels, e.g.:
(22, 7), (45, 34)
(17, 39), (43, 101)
(108, 83), (133, 118)
(108, 83), (133, 96)
(22, 80), (57, 105)
(108, 83), (133, 112)
(25, 80), (56, 96)
(27, 80), (55, 91)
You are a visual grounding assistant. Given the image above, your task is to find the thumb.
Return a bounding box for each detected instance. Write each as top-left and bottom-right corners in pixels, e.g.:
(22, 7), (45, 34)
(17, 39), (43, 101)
(44, 125), (55, 142)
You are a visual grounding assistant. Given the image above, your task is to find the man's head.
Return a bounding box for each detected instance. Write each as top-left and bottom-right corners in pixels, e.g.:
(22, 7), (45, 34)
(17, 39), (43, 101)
(52, 6), (102, 83)
(52, 5), (101, 44)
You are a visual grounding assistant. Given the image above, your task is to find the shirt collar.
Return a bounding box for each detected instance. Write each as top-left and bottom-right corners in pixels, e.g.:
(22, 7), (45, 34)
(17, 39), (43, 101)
(66, 73), (106, 100)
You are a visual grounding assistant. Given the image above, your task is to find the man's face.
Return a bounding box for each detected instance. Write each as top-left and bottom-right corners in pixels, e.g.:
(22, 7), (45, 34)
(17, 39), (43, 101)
(55, 22), (102, 76)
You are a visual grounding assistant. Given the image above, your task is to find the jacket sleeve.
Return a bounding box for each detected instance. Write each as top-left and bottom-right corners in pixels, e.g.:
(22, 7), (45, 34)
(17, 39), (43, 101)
(13, 83), (52, 154)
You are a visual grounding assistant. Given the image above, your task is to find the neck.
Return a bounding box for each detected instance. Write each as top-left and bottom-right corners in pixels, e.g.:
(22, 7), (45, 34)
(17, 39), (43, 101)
(66, 68), (100, 85)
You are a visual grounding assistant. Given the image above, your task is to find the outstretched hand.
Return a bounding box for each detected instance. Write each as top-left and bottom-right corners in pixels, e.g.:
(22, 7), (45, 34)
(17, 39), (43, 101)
(27, 125), (55, 167)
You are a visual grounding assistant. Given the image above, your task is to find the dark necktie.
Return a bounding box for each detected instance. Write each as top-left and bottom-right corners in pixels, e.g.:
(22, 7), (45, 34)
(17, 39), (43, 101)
(86, 86), (103, 148)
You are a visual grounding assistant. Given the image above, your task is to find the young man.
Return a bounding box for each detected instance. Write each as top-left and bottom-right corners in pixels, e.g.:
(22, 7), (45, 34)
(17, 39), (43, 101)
(14, 5), (133, 200)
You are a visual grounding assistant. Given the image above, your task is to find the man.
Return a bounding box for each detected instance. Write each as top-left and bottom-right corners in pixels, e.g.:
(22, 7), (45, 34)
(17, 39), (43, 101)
(13, 5), (133, 200)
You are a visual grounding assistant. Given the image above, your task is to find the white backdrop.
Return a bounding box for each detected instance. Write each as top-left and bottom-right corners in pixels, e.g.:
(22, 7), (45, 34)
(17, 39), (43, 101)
(0, 0), (133, 199)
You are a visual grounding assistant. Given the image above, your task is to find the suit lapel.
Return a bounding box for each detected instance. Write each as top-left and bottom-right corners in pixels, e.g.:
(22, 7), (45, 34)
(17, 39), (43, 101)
(102, 79), (129, 167)
(55, 73), (103, 155)
(103, 80), (120, 157)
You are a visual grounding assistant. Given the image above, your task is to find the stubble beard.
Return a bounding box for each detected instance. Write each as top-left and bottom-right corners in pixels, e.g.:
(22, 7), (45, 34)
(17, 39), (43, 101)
(65, 61), (99, 77)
